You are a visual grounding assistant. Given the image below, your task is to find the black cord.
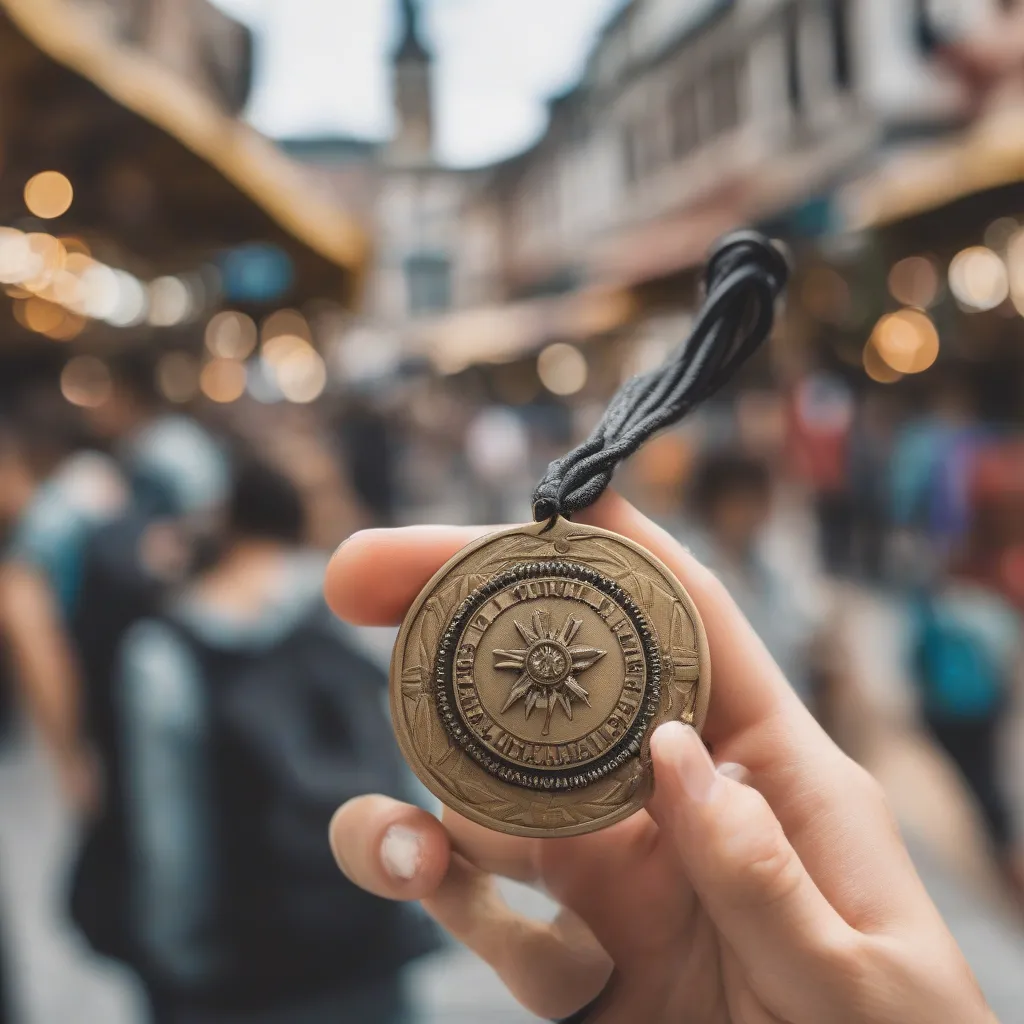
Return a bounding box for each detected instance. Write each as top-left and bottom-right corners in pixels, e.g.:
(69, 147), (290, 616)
(532, 230), (789, 522)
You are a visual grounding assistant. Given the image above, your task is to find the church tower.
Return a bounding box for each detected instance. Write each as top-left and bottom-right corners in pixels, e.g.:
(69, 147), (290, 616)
(390, 0), (434, 164)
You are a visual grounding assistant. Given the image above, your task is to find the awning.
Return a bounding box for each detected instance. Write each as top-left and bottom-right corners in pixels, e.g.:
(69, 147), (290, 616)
(412, 284), (636, 374)
(842, 104), (1024, 231)
(0, 0), (368, 303)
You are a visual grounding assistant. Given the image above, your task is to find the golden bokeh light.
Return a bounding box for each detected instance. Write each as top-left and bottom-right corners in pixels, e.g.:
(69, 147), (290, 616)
(206, 311), (257, 359)
(870, 309), (940, 375)
(49, 269), (86, 309)
(262, 333), (310, 367)
(59, 236), (91, 257)
(157, 351), (200, 404)
(537, 343), (588, 396)
(61, 356), (112, 408)
(24, 171), (74, 219)
(887, 256), (940, 308)
(46, 312), (86, 342)
(261, 308), (311, 343)
(275, 346), (327, 404)
(863, 340), (903, 384)
(200, 358), (247, 403)
(24, 297), (66, 335)
(948, 246), (1009, 311)
(22, 233), (66, 291)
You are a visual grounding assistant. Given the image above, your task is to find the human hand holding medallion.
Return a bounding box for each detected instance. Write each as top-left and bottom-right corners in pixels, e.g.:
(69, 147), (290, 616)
(326, 492), (994, 1024)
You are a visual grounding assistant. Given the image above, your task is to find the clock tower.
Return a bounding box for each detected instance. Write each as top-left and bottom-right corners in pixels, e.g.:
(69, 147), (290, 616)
(390, 0), (435, 164)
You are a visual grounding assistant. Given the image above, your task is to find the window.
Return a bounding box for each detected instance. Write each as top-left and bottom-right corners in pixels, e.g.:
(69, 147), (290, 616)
(404, 252), (452, 315)
(670, 82), (700, 157)
(710, 58), (743, 134)
(828, 0), (852, 91)
(783, 6), (803, 114)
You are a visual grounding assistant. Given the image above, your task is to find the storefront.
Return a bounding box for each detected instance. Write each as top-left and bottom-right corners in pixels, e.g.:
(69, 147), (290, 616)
(0, 0), (367, 401)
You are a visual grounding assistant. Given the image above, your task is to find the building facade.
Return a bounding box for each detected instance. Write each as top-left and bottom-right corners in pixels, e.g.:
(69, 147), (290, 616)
(284, 0), (1018, 374)
(70, 0), (253, 113)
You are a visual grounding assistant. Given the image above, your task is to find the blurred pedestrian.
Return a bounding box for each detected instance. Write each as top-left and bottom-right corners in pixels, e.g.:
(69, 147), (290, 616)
(786, 371), (856, 576)
(117, 457), (438, 1024)
(0, 396), (110, 812)
(911, 499), (1024, 902)
(0, 396), (89, 1024)
(686, 451), (826, 710)
(0, 351), (229, 970)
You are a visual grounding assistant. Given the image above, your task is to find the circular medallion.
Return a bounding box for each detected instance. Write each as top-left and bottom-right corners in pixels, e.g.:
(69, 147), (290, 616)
(436, 562), (661, 791)
(390, 517), (710, 837)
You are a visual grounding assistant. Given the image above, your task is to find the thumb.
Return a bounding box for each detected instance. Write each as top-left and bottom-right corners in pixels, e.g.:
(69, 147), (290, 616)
(648, 722), (858, 1009)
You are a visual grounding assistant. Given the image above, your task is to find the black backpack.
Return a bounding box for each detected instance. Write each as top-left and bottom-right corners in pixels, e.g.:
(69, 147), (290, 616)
(135, 604), (439, 1007)
(68, 510), (175, 964)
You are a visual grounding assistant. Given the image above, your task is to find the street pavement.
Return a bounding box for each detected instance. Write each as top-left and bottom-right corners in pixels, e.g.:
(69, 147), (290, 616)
(3, 591), (1024, 1023)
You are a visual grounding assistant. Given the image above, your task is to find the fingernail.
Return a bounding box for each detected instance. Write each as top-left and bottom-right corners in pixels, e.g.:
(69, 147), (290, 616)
(652, 721), (720, 804)
(381, 825), (422, 881)
(717, 762), (751, 786)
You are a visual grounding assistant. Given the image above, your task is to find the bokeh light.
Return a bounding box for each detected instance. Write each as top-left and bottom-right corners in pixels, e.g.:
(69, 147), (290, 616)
(148, 277), (193, 327)
(61, 356), (112, 408)
(887, 256), (940, 308)
(261, 308), (311, 343)
(1006, 230), (1024, 316)
(156, 351), (200, 403)
(22, 233), (66, 291)
(206, 311), (257, 359)
(200, 358), (247, 403)
(24, 171), (74, 219)
(948, 246), (1009, 311)
(262, 333), (309, 367)
(275, 345), (327, 403)
(79, 263), (120, 319)
(46, 311), (86, 341)
(870, 309), (940, 375)
(863, 340), (903, 384)
(58, 236), (91, 257)
(23, 297), (66, 335)
(537, 343), (588, 396)
(105, 271), (148, 327)
(984, 218), (1019, 254)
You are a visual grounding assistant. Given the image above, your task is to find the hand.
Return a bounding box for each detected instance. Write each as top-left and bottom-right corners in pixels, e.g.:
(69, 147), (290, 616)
(325, 493), (994, 1024)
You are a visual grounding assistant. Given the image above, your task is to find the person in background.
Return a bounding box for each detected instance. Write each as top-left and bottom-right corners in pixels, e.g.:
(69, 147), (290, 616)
(911, 491), (1024, 905)
(0, 351), (228, 971)
(785, 371), (856, 576)
(686, 451), (826, 712)
(0, 395), (90, 1024)
(118, 456), (438, 1024)
(0, 396), (112, 812)
(889, 375), (987, 562)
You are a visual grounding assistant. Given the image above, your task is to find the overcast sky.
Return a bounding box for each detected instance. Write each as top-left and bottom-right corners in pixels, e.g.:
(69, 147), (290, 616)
(210, 0), (628, 167)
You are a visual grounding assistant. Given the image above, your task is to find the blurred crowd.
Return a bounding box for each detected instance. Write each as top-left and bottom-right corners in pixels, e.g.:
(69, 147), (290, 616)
(0, 351), (441, 1024)
(1, 344), (1023, 1023)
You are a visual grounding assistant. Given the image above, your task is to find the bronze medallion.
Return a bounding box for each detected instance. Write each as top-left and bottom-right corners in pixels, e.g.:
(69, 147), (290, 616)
(390, 516), (710, 837)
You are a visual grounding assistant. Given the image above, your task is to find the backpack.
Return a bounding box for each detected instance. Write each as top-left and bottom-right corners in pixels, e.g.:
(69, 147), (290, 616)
(137, 604), (438, 1007)
(913, 598), (1005, 720)
(68, 509), (176, 964)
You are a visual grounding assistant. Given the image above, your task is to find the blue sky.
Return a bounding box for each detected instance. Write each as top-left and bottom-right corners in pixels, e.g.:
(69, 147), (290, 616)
(210, 0), (629, 167)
